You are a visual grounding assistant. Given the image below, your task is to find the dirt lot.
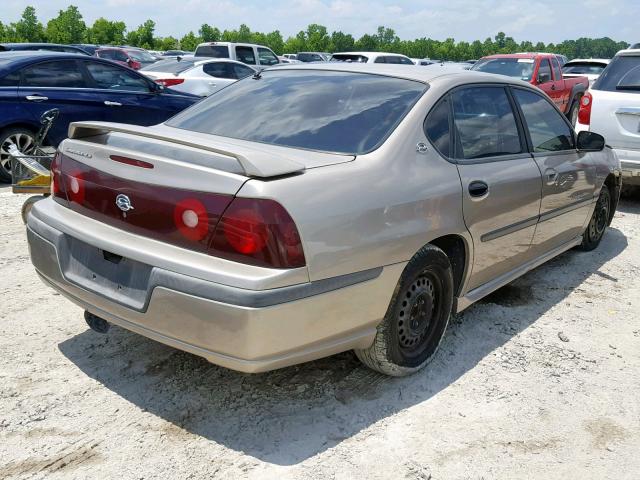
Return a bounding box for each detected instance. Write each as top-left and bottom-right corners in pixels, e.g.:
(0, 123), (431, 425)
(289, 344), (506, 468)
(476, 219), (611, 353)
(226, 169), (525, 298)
(1, 190), (639, 480)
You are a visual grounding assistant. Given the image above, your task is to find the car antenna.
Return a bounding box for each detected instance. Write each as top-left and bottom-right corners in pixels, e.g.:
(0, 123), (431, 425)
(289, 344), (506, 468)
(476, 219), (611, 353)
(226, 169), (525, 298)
(252, 70), (262, 80)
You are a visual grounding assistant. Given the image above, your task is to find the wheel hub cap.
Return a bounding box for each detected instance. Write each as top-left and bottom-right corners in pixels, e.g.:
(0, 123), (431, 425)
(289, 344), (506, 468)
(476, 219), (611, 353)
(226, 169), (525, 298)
(398, 276), (436, 351)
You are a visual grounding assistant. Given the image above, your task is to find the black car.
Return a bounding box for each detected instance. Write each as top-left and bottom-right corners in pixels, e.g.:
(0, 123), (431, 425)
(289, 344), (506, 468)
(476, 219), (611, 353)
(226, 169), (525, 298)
(0, 43), (90, 55)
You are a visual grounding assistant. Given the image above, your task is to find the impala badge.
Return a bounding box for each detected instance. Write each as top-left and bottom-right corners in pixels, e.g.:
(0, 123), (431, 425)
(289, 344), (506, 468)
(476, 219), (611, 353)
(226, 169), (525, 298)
(115, 194), (134, 213)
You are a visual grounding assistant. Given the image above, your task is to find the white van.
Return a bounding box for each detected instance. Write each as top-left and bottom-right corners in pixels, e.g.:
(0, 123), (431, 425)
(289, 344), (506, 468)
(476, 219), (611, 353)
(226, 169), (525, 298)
(194, 42), (280, 67)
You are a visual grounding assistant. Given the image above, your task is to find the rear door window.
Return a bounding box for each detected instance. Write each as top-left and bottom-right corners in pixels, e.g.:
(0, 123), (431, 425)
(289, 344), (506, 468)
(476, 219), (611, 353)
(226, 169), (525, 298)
(258, 48), (279, 66)
(551, 57), (562, 80)
(235, 46), (256, 65)
(513, 88), (574, 152)
(537, 59), (552, 83)
(21, 60), (87, 88)
(424, 97), (451, 158)
(232, 64), (254, 79)
(167, 70), (426, 154)
(203, 62), (235, 79)
(85, 62), (151, 92)
(451, 86), (523, 160)
(593, 55), (640, 93)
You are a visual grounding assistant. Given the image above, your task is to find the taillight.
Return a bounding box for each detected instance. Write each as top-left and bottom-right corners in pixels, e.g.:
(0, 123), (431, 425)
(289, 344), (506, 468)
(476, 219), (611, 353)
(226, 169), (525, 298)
(173, 198), (209, 241)
(155, 78), (185, 87)
(211, 198), (305, 269)
(578, 92), (592, 125)
(65, 170), (85, 204)
(50, 152), (68, 204)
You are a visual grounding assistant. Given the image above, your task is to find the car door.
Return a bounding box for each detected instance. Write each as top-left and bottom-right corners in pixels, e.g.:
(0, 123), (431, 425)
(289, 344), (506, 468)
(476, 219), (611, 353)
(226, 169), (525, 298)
(201, 62), (238, 95)
(550, 57), (569, 112)
(234, 46), (257, 66)
(257, 47), (279, 66)
(449, 85), (542, 291)
(82, 60), (189, 125)
(17, 59), (107, 146)
(536, 58), (563, 110)
(512, 87), (597, 254)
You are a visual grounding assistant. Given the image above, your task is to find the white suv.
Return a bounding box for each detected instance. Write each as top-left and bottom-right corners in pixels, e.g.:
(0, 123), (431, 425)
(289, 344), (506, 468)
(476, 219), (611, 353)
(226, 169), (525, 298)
(576, 49), (640, 187)
(194, 42), (280, 67)
(330, 52), (415, 64)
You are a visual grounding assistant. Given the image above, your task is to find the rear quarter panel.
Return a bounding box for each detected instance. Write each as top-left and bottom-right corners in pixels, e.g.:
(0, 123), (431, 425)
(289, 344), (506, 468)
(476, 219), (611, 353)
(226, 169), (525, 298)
(237, 78), (472, 282)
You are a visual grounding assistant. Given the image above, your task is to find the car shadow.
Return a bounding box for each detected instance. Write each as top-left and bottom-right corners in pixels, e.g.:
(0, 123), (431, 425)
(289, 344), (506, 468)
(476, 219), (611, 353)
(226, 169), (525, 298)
(58, 227), (627, 466)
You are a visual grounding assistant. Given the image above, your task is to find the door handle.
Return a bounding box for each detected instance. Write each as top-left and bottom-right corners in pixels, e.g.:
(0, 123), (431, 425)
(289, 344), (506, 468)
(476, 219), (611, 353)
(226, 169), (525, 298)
(25, 95), (48, 102)
(544, 168), (559, 185)
(104, 101), (122, 106)
(468, 181), (489, 198)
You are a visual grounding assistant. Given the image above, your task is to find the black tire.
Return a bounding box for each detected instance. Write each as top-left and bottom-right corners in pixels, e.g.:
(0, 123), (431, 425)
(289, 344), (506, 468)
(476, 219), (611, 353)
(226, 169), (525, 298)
(580, 186), (611, 251)
(21, 195), (46, 224)
(355, 244), (454, 376)
(0, 127), (37, 183)
(567, 96), (580, 126)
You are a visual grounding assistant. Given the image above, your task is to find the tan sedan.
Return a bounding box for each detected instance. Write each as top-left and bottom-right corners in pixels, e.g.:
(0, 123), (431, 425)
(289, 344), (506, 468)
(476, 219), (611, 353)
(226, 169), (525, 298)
(27, 63), (621, 376)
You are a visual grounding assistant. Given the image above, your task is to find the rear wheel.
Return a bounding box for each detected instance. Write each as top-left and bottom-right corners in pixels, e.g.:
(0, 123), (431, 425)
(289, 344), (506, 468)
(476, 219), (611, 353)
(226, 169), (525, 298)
(580, 186), (611, 251)
(0, 128), (37, 183)
(355, 245), (454, 376)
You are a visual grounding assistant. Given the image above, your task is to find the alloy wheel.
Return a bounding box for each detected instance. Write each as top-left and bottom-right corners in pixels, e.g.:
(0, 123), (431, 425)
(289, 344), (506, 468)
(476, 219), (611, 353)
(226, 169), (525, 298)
(0, 132), (36, 174)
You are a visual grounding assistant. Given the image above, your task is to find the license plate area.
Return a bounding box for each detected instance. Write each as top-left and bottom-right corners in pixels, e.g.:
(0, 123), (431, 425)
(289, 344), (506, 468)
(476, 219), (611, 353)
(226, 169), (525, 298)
(60, 235), (152, 310)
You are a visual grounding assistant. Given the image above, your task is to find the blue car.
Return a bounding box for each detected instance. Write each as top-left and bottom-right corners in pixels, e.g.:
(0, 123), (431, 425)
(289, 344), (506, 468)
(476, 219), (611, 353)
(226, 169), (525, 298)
(0, 51), (200, 182)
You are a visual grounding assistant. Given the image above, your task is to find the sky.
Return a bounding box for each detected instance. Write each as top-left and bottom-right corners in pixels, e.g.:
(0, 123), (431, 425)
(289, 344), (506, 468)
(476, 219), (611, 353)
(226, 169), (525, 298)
(2, 0), (638, 44)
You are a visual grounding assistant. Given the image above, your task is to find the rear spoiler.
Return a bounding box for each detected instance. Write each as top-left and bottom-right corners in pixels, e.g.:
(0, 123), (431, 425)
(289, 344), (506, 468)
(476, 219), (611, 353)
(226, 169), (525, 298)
(68, 121), (305, 178)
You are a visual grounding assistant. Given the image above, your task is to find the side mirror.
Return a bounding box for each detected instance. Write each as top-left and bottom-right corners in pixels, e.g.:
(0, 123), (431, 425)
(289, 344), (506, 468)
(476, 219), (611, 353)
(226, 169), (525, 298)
(538, 72), (551, 84)
(577, 131), (605, 152)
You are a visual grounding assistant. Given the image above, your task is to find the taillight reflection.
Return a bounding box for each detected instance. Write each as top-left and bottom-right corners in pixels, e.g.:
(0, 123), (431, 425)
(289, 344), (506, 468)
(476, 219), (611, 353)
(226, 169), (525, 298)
(173, 198), (209, 241)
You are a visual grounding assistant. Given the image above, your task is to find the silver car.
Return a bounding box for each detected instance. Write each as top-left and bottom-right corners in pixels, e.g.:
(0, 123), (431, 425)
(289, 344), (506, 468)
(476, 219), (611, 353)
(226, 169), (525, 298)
(27, 64), (621, 376)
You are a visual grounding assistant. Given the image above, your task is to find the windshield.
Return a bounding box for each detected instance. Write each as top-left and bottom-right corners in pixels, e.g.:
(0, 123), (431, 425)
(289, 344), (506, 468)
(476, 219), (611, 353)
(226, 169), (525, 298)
(472, 58), (535, 81)
(127, 50), (156, 62)
(331, 54), (368, 63)
(592, 55), (640, 93)
(167, 70), (427, 155)
(562, 62), (607, 75)
(142, 58), (197, 73)
(195, 45), (229, 58)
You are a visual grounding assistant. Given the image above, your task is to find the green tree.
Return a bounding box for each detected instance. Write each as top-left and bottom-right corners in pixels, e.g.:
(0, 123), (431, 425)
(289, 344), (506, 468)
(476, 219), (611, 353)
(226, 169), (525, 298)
(180, 31), (201, 51)
(159, 36), (179, 50)
(199, 23), (220, 42)
(355, 33), (378, 51)
(86, 18), (125, 45)
(283, 30), (307, 54)
(264, 30), (284, 54)
(329, 31), (355, 52)
(45, 5), (86, 44)
(14, 6), (45, 42)
(305, 24), (330, 51)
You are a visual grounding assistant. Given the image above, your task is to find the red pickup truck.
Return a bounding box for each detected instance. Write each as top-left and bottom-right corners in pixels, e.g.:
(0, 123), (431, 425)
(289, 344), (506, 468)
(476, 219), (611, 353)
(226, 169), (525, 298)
(471, 53), (589, 124)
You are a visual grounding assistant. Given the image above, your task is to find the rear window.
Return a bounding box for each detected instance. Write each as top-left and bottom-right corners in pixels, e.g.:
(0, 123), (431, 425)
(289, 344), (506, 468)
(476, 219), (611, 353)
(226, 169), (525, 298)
(142, 58), (197, 74)
(195, 45), (229, 58)
(127, 50), (156, 62)
(562, 62), (607, 75)
(167, 70), (427, 155)
(592, 55), (640, 93)
(297, 53), (322, 62)
(472, 58), (535, 81)
(331, 54), (368, 63)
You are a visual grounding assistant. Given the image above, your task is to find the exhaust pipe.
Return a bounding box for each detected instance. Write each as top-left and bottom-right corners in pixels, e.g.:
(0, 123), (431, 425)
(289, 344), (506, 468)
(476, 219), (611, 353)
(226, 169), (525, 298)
(84, 311), (111, 334)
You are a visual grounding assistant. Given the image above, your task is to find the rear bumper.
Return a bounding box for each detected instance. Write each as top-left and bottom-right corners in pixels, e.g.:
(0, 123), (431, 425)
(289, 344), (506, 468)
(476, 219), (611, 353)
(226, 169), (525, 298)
(27, 203), (404, 373)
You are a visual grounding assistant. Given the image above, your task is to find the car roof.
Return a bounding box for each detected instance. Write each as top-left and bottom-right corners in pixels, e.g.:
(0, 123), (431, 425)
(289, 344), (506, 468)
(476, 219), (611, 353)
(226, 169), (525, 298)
(332, 51), (408, 57)
(0, 51), (143, 75)
(564, 58), (610, 64)
(196, 41), (271, 49)
(263, 62), (532, 87)
(616, 49), (640, 57)
(482, 53), (549, 60)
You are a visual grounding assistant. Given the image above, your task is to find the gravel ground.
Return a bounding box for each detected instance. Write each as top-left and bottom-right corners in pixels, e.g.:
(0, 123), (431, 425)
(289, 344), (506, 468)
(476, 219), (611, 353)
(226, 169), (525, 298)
(1, 190), (639, 480)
